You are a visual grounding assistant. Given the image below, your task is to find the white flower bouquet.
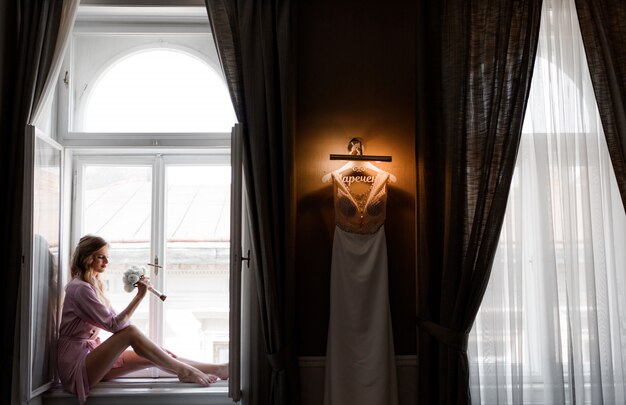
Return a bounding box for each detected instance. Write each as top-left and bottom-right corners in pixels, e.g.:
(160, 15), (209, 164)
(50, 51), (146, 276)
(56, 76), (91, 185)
(122, 265), (167, 301)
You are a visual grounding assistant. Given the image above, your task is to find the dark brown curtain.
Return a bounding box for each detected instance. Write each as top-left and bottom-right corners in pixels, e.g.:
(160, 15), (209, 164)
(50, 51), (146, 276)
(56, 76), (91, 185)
(575, 0), (626, 210)
(415, 1), (542, 403)
(0, 0), (64, 403)
(205, 1), (298, 404)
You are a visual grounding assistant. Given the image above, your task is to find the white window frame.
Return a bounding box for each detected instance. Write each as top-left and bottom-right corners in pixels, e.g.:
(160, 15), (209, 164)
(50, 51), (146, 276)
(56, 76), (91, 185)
(71, 151), (231, 375)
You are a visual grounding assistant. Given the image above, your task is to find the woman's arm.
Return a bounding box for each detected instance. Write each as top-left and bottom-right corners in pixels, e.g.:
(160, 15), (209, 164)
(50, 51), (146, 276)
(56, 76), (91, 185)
(72, 278), (149, 333)
(114, 278), (149, 326)
(72, 282), (130, 332)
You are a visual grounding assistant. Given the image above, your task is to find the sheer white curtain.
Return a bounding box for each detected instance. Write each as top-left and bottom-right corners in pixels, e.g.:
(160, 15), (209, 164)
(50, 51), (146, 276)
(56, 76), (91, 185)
(468, 0), (626, 404)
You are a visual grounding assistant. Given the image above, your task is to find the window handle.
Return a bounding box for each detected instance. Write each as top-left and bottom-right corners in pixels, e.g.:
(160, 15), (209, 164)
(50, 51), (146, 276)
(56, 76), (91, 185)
(147, 256), (162, 275)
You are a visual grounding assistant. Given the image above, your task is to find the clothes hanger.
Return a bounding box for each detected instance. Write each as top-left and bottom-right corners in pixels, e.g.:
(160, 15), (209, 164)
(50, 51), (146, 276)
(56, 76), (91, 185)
(322, 138), (396, 183)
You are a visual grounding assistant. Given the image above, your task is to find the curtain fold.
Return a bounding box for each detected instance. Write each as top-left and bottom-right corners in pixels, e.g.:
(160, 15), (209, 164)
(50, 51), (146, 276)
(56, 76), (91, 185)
(29, 0), (79, 127)
(416, 1), (542, 403)
(206, 1), (298, 404)
(469, 0), (626, 403)
(0, 1), (66, 403)
(574, 0), (626, 209)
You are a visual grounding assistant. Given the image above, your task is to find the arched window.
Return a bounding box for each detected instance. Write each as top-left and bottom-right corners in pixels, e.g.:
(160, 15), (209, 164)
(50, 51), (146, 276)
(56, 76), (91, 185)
(81, 49), (236, 133)
(70, 46), (237, 373)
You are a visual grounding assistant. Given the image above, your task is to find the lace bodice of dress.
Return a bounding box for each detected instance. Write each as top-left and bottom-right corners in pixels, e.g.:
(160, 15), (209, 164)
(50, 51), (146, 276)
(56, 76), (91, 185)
(332, 170), (389, 234)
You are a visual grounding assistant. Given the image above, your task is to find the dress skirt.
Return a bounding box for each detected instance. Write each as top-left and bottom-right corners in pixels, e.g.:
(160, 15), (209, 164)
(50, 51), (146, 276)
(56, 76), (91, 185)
(324, 225), (399, 405)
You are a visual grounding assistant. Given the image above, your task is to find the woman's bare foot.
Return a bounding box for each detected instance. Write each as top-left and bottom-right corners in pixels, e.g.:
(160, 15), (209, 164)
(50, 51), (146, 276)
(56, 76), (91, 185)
(178, 366), (210, 386)
(215, 363), (229, 380)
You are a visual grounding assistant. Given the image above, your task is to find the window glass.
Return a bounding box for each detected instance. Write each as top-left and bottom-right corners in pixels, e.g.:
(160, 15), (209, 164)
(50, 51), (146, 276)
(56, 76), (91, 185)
(32, 137), (61, 391)
(164, 165), (231, 363)
(77, 161), (231, 366)
(81, 164), (153, 338)
(82, 49), (236, 133)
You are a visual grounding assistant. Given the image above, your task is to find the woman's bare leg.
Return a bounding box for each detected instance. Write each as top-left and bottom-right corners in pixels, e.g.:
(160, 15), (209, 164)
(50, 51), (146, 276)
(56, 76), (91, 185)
(101, 351), (152, 380)
(175, 358), (229, 380)
(102, 351), (220, 383)
(85, 325), (211, 387)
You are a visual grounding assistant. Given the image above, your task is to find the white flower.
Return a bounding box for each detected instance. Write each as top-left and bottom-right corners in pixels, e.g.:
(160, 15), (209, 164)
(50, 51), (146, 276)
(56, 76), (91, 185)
(122, 265), (146, 292)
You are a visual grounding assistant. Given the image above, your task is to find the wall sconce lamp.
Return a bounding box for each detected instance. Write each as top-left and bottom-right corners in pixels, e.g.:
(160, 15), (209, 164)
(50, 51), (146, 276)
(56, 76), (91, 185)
(329, 137), (392, 162)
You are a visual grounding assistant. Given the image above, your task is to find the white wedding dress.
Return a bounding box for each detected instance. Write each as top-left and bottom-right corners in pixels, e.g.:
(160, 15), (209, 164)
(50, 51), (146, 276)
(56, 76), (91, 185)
(323, 169), (399, 405)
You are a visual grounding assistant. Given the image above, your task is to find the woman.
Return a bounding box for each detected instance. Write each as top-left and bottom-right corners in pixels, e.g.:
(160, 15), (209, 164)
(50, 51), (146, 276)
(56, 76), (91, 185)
(57, 235), (228, 404)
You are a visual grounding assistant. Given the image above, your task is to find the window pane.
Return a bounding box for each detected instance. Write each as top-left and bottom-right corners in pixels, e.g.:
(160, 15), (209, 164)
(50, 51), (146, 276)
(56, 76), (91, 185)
(81, 165), (152, 337)
(82, 49), (237, 133)
(32, 138), (61, 390)
(164, 165), (230, 363)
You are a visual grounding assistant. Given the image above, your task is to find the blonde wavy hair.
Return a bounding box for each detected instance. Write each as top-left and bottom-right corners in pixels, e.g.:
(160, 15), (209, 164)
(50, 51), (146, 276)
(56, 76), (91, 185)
(70, 234), (110, 307)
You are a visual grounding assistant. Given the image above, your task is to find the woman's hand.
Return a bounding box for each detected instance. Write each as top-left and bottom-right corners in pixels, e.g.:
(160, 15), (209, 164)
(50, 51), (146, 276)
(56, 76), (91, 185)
(135, 276), (150, 298)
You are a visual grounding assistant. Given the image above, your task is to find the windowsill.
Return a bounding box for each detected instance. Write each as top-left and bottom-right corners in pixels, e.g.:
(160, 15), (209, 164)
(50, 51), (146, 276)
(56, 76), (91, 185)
(43, 378), (230, 405)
